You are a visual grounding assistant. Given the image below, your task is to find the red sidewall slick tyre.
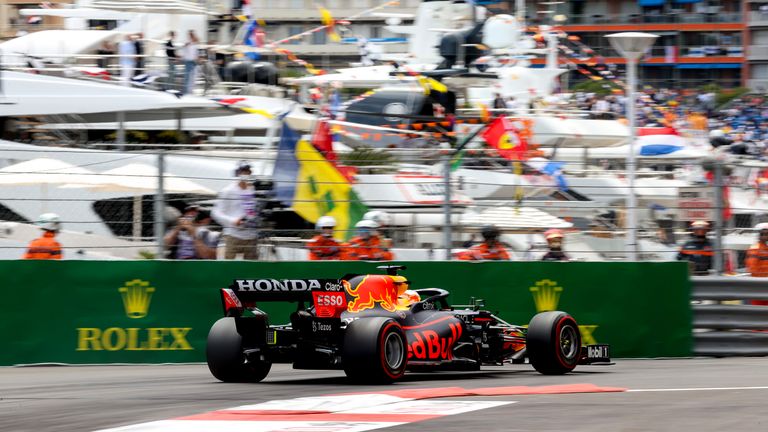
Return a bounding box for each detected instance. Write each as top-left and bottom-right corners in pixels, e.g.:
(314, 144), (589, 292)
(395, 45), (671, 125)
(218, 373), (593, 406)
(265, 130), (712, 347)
(527, 311), (581, 375)
(206, 317), (271, 383)
(343, 317), (407, 384)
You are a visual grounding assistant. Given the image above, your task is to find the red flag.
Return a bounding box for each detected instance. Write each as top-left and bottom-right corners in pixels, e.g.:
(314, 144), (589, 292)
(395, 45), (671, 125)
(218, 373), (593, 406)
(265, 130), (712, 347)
(482, 117), (528, 161)
(637, 126), (679, 136)
(311, 119), (336, 162)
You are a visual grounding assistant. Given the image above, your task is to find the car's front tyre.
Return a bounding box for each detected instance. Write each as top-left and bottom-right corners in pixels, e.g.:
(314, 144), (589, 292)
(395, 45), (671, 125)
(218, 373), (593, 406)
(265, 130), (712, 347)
(527, 311), (581, 375)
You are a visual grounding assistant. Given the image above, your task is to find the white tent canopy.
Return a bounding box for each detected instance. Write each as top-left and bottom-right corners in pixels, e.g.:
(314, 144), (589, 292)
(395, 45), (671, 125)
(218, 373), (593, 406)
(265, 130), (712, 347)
(88, 0), (210, 14)
(461, 206), (573, 232)
(0, 158), (100, 186)
(64, 163), (215, 195)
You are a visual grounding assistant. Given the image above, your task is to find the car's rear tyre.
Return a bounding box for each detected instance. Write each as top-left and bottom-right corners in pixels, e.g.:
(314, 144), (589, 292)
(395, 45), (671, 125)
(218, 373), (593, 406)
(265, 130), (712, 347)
(206, 317), (271, 383)
(342, 317), (407, 384)
(527, 311), (581, 375)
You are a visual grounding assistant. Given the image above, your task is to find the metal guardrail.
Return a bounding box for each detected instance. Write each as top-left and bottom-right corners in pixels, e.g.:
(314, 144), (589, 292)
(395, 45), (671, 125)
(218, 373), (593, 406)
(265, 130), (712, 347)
(565, 12), (742, 26)
(691, 276), (768, 357)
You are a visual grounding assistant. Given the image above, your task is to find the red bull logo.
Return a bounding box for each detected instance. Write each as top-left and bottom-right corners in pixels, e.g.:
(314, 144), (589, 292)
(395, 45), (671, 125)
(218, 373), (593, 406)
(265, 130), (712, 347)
(346, 275), (398, 313)
(408, 322), (463, 360)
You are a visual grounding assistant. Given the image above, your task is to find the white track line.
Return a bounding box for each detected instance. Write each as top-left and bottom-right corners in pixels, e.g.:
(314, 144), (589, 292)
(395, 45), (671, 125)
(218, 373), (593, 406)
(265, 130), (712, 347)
(628, 386), (768, 393)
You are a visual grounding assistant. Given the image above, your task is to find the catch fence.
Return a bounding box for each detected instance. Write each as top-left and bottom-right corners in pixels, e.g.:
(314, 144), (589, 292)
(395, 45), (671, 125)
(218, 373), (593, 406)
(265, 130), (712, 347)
(0, 140), (764, 268)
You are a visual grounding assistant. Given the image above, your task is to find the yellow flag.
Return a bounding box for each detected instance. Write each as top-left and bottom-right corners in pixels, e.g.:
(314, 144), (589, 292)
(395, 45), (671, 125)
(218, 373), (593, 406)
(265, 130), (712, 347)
(319, 7), (341, 43)
(417, 76), (448, 95)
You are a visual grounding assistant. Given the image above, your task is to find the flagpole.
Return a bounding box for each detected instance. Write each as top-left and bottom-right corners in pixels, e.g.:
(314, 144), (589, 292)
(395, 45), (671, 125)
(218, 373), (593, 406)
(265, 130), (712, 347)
(443, 152), (452, 260)
(443, 124), (487, 260)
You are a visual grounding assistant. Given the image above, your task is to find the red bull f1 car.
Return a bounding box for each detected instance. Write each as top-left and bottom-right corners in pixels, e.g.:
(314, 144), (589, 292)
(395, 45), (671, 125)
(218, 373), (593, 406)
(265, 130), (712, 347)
(206, 266), (611, 383)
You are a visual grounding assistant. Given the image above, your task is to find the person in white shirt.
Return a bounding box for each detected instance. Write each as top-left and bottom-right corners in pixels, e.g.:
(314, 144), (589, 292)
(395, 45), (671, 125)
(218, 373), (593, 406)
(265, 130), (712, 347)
(182, 30), (199, 95)
(592, 98), (610, 113)
(505, 96), (520, 115)
(212, 161), (260, 259)
(118, 34), (136, 86)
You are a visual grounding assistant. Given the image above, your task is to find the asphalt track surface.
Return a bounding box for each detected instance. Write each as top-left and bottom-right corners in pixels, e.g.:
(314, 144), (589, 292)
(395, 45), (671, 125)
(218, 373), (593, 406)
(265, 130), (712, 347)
(1, 358), (767, 432)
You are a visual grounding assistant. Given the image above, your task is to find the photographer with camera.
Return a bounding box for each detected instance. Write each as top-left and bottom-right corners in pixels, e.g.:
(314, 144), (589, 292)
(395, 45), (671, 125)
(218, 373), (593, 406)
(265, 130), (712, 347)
(212, 161), (261, 260)
(164, 208), (219, 260)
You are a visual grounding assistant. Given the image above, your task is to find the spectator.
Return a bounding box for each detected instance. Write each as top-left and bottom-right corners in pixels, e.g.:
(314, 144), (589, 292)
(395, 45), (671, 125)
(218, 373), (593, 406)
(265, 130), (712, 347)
(212, 161), (260, 260)
(363, 210), (394, 260)
(23, 213), (62, 260)
(118, 34), (136, 86)
(307, 216), (342, 260)
(746, 223), (768, 305)
(96, 40), (114, 70)
(182, 30), (200, 95)
(492, 92), (506, 110)
(344, 220), (389, 261)
(165, 31), (178, 91)
(133, 33), (145, 76)
(457, 225), (510, 260)
(164, 209), (219, 259)
(506, 96), (520, 114)
(541, 229), (569, 261)
(676, 221), (714, 275)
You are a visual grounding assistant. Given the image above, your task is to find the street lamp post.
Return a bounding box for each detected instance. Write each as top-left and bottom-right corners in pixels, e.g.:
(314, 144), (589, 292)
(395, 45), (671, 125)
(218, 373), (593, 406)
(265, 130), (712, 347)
(606, 32), (658, 262)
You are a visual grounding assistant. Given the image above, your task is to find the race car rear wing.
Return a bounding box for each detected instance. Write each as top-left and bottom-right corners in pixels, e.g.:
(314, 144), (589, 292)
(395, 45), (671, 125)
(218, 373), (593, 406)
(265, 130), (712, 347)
(226, 278), (346, 302)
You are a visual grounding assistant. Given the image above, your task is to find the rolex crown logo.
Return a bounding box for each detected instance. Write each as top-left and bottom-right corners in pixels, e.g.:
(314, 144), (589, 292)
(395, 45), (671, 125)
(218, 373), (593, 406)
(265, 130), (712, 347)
(530, 279), (562, 313)
(119, 279), (155, 319)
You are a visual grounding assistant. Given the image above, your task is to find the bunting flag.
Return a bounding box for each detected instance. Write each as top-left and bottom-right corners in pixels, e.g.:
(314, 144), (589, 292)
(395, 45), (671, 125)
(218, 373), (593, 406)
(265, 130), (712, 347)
(319, 7), (341, 42)
(274, 123), (367, 240)
(417, 76), (448, 95)
(478, 103), (490, 123)
(311, 118), (336, 162)
(243, 20), (263, 60)
(482, 117), (528, 161)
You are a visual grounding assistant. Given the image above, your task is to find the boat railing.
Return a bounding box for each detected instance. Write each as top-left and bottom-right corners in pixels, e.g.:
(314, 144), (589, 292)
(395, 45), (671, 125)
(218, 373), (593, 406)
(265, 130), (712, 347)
(456, 107), (614, 120)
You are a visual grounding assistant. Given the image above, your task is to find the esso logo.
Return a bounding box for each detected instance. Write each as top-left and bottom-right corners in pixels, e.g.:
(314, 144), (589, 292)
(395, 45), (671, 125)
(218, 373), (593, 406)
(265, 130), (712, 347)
(315, 293), (345, 307)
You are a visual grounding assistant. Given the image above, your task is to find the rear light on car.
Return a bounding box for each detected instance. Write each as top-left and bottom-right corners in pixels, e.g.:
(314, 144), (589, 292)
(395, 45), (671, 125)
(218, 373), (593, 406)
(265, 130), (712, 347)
(221, 288), (244, 317)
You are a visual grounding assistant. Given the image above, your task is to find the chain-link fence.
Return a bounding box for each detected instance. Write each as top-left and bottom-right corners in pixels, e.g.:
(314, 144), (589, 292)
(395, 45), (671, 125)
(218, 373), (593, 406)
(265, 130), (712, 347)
(1, 139), (765, 271)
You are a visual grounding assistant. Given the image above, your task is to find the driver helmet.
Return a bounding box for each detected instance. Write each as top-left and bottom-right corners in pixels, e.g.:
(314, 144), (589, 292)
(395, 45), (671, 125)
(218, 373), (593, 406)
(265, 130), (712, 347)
(397, 289), (421, 308)
(36, 213), (61, 232)
(390, 275), (409, 295)
(481, 224), (500, 242)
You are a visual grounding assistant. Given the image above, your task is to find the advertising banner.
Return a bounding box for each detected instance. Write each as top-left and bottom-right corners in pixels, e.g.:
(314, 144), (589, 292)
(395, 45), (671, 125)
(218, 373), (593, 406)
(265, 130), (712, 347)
(0, 261), (691, 365)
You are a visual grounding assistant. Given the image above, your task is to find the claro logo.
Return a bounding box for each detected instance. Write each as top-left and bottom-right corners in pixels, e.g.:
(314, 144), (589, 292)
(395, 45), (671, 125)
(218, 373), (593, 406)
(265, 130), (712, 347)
(530, 279), (599, 345)
(76, 280), (193, 352)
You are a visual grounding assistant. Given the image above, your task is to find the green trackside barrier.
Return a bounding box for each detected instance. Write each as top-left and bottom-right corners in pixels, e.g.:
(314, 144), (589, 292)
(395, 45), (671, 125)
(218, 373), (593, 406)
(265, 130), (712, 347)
(0, 261), (691, 365)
